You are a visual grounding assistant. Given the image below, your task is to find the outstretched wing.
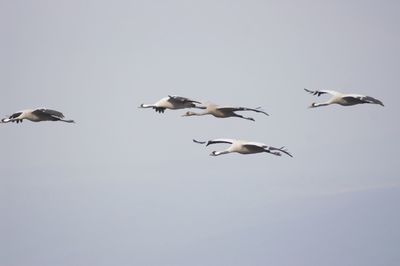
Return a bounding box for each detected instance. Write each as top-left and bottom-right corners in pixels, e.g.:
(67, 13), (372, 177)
(217, 106), (269, 116)
(343, 95), (384, 106)
(9, 111), (23, 119)
(304, 88), (340, 97)
(205, 138), (235, 146)
(168, 95), (201, 104)
(33, 109), (65, 118)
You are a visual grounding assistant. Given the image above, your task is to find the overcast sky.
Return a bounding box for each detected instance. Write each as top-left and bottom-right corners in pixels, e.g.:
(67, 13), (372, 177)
(1, 0), (399, 265)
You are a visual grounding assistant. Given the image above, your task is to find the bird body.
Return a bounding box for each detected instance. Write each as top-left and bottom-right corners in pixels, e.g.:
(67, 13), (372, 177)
(193, 139), (292, 157)
(139, 95), (203, 113)
(304, 89), (384, 108)
(1, 108), (74, 123)
(183, 103), (268, 121)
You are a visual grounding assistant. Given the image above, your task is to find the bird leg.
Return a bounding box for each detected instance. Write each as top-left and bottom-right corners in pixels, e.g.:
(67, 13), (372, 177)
(234, 113), (255, 121)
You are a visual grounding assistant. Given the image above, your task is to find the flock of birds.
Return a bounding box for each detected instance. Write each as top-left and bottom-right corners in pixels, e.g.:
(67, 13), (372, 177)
(1, 89), (384, 158)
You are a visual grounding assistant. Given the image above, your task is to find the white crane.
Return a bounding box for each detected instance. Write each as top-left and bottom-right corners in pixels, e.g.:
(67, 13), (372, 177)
(193, 139), (292, 157)
(304, 88), (384, 108)
(1, 108), (75, 124)
(182, 103), (269, 121)
(139, 95), (203, 113)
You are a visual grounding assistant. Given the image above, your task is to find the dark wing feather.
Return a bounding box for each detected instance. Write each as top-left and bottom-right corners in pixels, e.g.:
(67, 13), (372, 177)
(33, 109), (65, 118)
(242, 144), (266, 153)
(206, 139), (235, 146)
(304, 88), (327, 97)
(364, 96), (384, 106)
(356, 96), (384, 106)
(168, 95), (201, 104)
(342, 95), (384, 106)
(9, 112), (23, 119)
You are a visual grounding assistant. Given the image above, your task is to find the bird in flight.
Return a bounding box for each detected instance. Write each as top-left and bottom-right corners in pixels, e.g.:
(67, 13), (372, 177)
(1, 108), (75, 124)
(193, 138), (292, 157)
(139, 95), (203, 113)
(304, 88), (384, 108)
(182, 103), (269, 121)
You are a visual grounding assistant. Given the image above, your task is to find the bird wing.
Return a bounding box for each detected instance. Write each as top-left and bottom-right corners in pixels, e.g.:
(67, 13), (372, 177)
(168, 95), (201, 104)
(304, 88), (340, 97)
(343, 94), (384, 106)
(205, 139), (235, 146)
(9, 111), (23, 119)
(217, 106), (269, 116)
(33, 108), (65, 118)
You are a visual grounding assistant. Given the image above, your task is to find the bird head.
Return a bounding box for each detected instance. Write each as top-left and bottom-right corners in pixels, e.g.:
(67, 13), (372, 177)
(308, 102), (317, 108)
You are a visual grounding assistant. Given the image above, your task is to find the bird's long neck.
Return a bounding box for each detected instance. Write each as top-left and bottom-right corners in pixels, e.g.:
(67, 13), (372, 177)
(189, 110), (210, 116)
(211, 150), (231, 156)
(312, 101), (331, 108)
(1, 118), (12, 123)
(139, 104), (155, 108)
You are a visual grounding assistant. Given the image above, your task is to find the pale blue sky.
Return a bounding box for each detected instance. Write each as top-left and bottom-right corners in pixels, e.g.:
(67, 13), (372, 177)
(1, 0), (399, 265)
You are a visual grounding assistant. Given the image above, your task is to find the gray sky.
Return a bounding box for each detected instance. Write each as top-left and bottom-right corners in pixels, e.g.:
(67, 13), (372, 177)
(1, 0), (399, 265)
